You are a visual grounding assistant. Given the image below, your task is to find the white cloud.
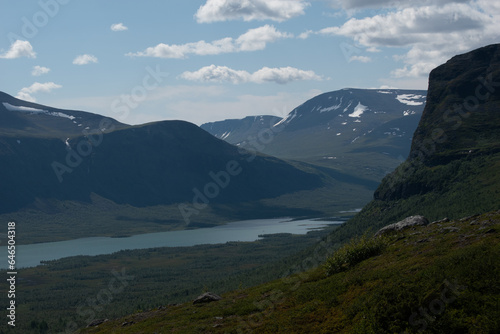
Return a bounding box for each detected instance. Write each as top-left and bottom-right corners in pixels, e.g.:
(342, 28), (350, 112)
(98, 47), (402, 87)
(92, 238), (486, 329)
(180, 65), (322, 84)
(236, 25), (292, 51)
(475, 0), (500, 15)
(111, 23), (128, 31)
(16, 82), (62, 102)
(73, 54), (98, 65)
(127, 25), (291, 58)
(252, 66), (322, 84)
(181, 65), (250, 84)
(32, 65), (50, 76)
(298, 30), (313, 39)
(0, 40), (36, 59)
(349, 55), (371, 63)
(195, 0), (309, 23)
(331, 0), (469, 10)
(322, 5), (486, 46)
(320, 3), (498, 78)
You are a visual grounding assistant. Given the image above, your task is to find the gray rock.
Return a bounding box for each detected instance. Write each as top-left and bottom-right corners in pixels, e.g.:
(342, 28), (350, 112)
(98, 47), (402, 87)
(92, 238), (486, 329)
(375, 215), (429, 236)
(87, 319), (108, 327)
(193, 292), (222, 304)
(430, 217), (450, 225)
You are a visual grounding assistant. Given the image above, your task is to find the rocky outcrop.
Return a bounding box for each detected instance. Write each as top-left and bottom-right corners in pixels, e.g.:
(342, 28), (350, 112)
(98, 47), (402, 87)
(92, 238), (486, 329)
(193, 292), (222, 305)
(375, 215), (429, 236)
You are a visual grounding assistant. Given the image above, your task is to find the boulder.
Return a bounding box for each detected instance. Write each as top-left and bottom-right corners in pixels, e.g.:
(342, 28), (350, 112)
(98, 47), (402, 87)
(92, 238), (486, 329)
(375, 215), (429, 236)
(87, 319), (108, 327)
(193, 292), (222, 304)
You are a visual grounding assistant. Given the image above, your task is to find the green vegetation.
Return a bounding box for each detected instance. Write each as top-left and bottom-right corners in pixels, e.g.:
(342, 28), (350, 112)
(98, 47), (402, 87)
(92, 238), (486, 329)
(0, 226), (338, 334)
(76, 211), (500, 333)
(324, 233), (386, 276)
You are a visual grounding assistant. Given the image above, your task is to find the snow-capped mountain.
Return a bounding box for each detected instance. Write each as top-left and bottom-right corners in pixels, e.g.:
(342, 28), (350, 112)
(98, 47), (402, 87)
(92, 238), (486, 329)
(274, 89), (425, 132)
(201, 88), (427, 182)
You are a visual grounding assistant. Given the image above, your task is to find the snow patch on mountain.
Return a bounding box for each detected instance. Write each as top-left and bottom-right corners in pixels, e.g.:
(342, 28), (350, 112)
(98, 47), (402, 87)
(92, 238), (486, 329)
(274, 109), (297, 127)
(343, 101), (353, 113)
(3, 102), (76, 120)
(320, 104), (341, 113)
(320, 97), (343, 113)
(403, 110), (417, 116)
(396, 94), (425, 106)
(348, 102), (367, 118)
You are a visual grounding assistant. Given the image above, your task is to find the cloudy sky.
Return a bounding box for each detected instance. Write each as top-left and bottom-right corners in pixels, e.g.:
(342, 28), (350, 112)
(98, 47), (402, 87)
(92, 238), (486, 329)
(0, 0), (498, 125)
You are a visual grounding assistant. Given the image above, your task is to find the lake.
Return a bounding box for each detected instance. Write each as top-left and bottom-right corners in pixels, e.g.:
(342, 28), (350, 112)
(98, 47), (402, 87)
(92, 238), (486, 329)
(1, 218), (342, 269)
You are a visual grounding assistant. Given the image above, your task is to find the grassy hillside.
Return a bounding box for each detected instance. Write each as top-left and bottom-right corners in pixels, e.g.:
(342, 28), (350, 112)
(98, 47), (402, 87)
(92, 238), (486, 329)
(79, 211), (500, 333)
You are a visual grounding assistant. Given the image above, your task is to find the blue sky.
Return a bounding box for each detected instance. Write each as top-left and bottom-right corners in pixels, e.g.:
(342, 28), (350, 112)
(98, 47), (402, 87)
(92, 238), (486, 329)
(0, 0), (498, 125)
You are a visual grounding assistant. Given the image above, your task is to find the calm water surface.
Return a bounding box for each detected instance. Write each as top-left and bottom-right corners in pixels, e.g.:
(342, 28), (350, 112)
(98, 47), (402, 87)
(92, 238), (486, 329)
(1, 218), (342, 269)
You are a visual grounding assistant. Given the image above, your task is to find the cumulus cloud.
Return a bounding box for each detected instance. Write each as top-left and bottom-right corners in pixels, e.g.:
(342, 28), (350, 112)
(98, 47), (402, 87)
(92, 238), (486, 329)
(195, 0), (309, 23)
(127, 25), (291, 58)
(111, 23), (128, 31)
(252, 66), (322, 84)
(0, 40), (36, 59)
(32, 65), (50, 76)
(320, 2), (498, 77)
(236, 25), (292, 50)
(73, 54), (98, 65)
(331, 0), (469, 10)
(16, 82), (62, 102)
(180, 65), (322, 84)
(181, 65), (250, 84)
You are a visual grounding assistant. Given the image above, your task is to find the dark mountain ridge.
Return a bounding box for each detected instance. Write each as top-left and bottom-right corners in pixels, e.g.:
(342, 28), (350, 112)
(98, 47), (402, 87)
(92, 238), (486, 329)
(0, 91), (128, 138)
(0, 118), (323, 214)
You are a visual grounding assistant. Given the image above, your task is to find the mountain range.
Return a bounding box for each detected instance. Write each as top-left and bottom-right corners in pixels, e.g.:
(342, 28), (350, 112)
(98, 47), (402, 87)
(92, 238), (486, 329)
(0, 87), (428, 243)
(0, 95), (331, 218)
(202, 88), (427, 182)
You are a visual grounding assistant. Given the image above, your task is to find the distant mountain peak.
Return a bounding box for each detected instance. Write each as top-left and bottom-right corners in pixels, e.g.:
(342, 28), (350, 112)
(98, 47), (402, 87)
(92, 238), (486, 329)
(202, 87), (427, 184)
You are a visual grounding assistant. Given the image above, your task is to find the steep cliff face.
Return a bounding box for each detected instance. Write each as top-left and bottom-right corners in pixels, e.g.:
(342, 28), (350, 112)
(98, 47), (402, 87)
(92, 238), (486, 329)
(374, 44), (500, 203)
(409, 44), (500, 165)
(331, 44), (500, 237)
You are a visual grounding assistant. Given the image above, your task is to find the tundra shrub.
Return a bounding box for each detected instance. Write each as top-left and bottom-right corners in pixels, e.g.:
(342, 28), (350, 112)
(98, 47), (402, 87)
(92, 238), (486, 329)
(325, 234), (387, 276)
